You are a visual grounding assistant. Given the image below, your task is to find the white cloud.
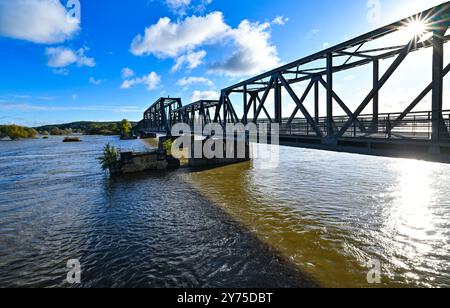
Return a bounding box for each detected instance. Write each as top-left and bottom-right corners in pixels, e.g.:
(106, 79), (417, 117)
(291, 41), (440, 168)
(272, 16), (289, 25)
(121, 72), (161, 91)
(306, 28), (320, 39)
(0, 102), (142, 113)
(190, 90), (219, 101)
(164, 0), (213, 15)
(209, 20), (281, 76)
(0, 0), (79, 44)
(121, 67), (135, 79)
(4, 94), (55, 101)
(45, 47), (95, 68)
(131, 11), (281, 77)
(130, 12), (229, 58)
(171, 50), (206, 72)
(89, 77), (104, 85)
(52, 68), (70, 75)
(177, 77), (213, 87)
(165, 0), (191, 11)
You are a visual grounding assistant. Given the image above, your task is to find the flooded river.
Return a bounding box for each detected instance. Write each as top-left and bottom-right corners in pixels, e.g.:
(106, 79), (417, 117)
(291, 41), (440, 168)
(0, 136), (449, 287)
(184, 144), (450, 287)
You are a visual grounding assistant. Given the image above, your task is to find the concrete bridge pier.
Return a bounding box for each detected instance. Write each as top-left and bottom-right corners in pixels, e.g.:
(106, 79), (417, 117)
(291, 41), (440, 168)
(188, 135), (251, 168)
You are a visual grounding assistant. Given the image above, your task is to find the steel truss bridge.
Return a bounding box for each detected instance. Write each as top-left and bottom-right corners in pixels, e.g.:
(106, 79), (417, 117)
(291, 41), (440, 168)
(136, 2), (450, 159)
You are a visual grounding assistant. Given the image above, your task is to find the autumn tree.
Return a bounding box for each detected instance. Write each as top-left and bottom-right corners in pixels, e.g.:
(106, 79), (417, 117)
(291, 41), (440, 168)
(120, 119), (132, 137)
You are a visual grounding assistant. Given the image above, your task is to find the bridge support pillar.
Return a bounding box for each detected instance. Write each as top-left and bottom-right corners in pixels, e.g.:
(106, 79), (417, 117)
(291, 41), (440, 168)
(188, 135), (251, 168)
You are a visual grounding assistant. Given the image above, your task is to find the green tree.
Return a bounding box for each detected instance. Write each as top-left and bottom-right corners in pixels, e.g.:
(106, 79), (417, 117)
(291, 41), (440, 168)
(24, 127), (38, 139)
(50, 127), (63, 135)
(120, 119), (132, 137)
(108, 123), (120, 134)
(4, 125), (36, 140)
(0, 126), (7, 139)
(86, 124), (100, 135)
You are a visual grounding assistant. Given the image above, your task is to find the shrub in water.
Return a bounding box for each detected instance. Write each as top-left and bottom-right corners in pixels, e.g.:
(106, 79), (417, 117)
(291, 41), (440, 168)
(98, 143), (120, 172)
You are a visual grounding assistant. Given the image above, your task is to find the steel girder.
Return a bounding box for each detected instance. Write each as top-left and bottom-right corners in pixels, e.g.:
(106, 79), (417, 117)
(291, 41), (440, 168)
(172, 100), (221, 127)
(143, 97), (182, 133)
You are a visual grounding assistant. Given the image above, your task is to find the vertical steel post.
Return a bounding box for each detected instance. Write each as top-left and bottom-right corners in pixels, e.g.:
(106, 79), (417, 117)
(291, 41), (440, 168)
(161, 101), (167, 132)
(373, 59), (379, 130)
(222, 91), (227, 127)
(314, 79), (319, 124)
(243, 85), (248, 125)
(253, 93), (257, 122)
(326, 53), (334, 139)
(432, 30), (444, 144)
(201, 101), (207, 126)
(274, 76), (282, 124)
(168, 103), (173, 129)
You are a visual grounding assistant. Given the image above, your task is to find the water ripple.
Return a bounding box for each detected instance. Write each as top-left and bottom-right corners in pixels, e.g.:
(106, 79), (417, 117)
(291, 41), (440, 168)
(0, 137), (314, 288)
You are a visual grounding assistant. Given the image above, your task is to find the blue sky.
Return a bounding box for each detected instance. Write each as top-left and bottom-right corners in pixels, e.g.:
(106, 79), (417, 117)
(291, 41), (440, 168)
(0, 0), (448, 126)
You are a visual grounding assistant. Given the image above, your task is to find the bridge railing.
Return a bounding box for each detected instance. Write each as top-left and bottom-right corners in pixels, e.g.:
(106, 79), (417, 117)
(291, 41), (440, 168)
(147, 108), (450, 143)
(244, 109), (450, 141)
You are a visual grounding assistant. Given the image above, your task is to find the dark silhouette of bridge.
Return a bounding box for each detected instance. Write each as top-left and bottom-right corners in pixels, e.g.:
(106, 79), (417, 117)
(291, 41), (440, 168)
(134, 2), (450, 161)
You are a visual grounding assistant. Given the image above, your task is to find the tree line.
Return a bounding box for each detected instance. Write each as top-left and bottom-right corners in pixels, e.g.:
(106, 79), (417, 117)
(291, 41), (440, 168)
(1, 119), (134, 140)
(35, 119), (135, 136)
(0, 125), (38, 140)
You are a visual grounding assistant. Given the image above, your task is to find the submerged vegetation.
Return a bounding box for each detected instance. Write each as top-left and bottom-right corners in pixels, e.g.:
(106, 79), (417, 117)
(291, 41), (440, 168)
(162, 139), (173, 157)
(49, 127), (74, 136)
(98, 143), (120, 172)
(63, 137), (82, 143)
(0, 125), (38, 140)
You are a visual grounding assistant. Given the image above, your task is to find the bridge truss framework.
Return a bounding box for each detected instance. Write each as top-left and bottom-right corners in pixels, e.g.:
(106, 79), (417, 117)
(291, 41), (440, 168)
(217, 2), (450, 146)
(138, 2), (450, 156)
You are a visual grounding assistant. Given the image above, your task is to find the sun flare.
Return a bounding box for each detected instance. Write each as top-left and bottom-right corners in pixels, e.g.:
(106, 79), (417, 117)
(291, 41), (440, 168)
(405, 19), (427, 38)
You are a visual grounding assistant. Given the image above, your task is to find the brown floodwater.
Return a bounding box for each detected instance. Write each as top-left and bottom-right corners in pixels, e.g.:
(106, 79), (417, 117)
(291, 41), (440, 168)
(181, 143), (450, 288)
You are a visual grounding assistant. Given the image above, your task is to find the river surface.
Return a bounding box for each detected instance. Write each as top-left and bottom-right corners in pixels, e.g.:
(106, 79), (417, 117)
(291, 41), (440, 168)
(0, 136), (449, 287)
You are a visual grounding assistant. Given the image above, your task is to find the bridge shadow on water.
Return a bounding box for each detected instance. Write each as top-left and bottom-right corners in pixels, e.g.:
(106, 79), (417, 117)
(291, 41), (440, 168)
(186, 160), (252, 174)
(94, 168), (320, 288)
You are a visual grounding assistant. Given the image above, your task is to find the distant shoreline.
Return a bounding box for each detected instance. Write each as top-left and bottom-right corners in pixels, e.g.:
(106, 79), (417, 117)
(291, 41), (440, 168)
(33, 120), (138, 137)
(0, 134), (122, 141)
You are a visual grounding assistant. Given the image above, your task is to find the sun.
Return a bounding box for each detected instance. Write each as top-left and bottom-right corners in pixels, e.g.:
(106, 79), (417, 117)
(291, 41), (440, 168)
(405, 19), (427, 38)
